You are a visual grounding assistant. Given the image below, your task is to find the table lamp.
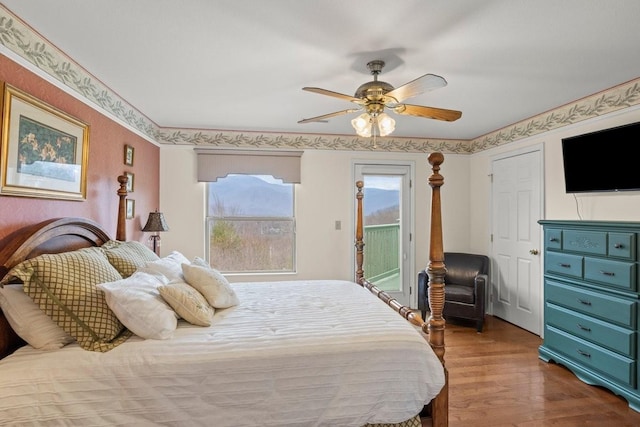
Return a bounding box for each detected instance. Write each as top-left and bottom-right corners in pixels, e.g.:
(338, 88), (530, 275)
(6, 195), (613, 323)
(142, 210), (169, 255)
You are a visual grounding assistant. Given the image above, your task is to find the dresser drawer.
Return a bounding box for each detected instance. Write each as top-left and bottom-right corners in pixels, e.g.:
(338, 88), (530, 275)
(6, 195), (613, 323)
(546, 302), (635, 357)
(544, 325), (635, 387)
(545, 252), (583, 279)
(584, 257), (636, 291)
(608, 232), (636, 260)
(545, 229), (562, 250)
(545, 280), (635, 327)
(563, 230), (607, 256)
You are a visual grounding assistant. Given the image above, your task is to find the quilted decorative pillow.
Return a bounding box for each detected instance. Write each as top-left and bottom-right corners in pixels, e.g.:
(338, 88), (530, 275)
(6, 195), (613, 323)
(137, 251), (190, 282)
(101, 240), (160, 277)
(10, 247), (132, 352)
(181, 263), (239, 309)
(0, 284), (75, 350)
(97, 271), (177, 340)
(158, 281), (215, 326)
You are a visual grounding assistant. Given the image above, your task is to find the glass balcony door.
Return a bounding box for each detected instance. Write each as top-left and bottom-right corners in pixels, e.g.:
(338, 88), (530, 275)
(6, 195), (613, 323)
(355, 163), (413, 307)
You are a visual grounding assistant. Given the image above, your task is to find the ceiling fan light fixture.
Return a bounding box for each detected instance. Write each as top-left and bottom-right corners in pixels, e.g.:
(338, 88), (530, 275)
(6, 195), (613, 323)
(377, 113), (395, 137)
(351, 112), (396, 138)
(351, 113), (372, 137)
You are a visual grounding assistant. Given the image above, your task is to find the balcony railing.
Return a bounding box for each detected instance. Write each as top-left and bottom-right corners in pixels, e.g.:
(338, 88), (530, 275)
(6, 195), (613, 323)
(363, 223), (400, 283)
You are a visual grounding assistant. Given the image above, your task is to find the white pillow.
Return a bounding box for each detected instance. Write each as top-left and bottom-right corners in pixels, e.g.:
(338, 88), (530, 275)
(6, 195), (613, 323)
(0, 284), (74, 350)
(97, 271), (177, 340)
(181, 263), (240, 308)
(137, 251), (191, 282)
(158, 281), (215, 326)
(192, 257), (211, 268)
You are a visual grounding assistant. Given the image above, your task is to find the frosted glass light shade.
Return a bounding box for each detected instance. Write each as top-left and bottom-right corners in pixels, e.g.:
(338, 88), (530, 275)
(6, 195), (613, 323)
(351, 113), (372, 137)
(377, 113), (395, 136)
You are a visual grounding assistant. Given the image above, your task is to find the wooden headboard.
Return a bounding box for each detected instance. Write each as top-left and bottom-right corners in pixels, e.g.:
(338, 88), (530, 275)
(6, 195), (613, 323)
(0, 173), (129, 280)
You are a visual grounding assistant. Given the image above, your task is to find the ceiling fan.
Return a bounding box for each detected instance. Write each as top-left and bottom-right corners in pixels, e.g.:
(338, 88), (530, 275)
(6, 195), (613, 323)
(298, 60), (462, 138)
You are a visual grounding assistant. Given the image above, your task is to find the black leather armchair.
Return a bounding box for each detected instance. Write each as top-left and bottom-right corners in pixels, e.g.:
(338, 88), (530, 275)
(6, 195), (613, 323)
(418, 252), (490, 332)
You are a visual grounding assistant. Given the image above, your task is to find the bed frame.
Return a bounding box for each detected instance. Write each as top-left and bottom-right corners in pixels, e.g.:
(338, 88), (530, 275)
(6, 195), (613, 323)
(355, 152), (448, 426)
(0, 152), (448, 426)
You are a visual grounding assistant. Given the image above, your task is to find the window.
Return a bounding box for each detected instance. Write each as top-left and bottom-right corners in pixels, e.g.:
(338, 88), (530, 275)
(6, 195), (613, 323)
(206, 174), (295, 273)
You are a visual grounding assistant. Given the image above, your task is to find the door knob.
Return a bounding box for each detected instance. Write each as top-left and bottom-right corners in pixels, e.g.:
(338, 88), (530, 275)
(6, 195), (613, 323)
(530, 249), (539, 255)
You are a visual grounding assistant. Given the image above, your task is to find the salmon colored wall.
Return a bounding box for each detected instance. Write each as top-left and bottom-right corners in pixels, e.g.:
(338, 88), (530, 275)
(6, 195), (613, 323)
(0, 55), (159, 243)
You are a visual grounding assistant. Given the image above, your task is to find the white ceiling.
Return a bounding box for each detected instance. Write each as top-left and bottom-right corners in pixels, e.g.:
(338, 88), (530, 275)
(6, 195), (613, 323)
(3, 0), (640, 140)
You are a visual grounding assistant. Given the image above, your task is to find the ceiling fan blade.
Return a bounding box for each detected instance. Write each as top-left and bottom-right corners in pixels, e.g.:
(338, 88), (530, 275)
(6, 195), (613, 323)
(298, 108), (361, 124)
(385, 74), (448, 103)
(394, 104), (462, 122)
(302, 87), (365, 105)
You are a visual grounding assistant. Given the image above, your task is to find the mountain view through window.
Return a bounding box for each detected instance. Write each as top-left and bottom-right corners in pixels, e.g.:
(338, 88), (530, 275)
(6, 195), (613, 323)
(207, 175), (294, 273)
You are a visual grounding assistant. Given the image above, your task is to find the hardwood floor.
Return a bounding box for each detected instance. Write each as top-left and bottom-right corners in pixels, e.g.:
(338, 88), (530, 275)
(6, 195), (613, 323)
(441, 315), (640, 426)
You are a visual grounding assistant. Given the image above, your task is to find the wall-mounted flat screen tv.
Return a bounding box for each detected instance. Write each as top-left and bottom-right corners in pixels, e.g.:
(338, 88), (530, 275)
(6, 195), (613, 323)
(562, 121), (640, 193)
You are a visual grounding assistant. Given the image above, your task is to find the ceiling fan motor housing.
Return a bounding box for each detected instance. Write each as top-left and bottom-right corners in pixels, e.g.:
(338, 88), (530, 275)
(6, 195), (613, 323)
(355, 80), (395, 116)
(354, 80), (394, 100)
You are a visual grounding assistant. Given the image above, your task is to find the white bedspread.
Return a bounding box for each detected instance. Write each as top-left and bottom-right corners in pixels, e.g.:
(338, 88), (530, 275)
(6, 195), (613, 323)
(0, 280), (445, 426)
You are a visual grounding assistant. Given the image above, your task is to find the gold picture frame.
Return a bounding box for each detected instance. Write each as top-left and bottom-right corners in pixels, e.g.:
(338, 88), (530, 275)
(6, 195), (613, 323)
(126, 199), (135, 219)
(0, 83), (89, 200)
(125, 171), (134, 192)
(124, 144), (134, 166)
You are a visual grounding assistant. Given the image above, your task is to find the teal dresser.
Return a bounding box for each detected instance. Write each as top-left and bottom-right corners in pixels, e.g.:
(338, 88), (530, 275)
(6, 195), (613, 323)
(538, 220), (640, 411)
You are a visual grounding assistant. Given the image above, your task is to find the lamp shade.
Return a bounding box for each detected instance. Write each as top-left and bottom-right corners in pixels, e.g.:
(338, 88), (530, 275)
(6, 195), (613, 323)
(142, 211), (169, 232)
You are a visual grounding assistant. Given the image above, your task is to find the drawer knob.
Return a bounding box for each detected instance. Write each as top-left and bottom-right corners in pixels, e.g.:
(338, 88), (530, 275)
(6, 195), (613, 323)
(577, 298), (592, 306)
(559, 263), (571, 268)
(577, 349), (591, 358)
(614, 243), (624, 249)
(599, 270), (615, 276)
(577, 324), (591, 332)
(549, 237), (559, 242)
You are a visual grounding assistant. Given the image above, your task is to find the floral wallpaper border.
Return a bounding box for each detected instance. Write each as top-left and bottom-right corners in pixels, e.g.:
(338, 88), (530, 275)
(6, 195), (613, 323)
(156, 127), (471, 153)
(2, 5), (639, 154)
(471, 80), (640, 152)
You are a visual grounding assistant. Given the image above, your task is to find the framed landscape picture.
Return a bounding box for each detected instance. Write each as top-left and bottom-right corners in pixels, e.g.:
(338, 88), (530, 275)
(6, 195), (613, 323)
(0, 83), (89, 200)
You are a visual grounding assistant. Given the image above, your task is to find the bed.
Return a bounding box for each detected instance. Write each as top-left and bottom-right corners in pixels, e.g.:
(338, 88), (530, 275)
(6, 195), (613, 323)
(0, 153), (449, 426)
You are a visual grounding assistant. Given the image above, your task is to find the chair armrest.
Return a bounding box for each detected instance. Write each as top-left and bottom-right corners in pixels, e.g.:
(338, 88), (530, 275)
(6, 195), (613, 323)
(474, 273), (488, 294)
(474, 273), (488, 312)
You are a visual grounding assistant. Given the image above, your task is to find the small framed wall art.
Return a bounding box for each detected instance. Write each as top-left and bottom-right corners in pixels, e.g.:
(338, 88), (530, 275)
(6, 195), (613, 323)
(126, 199), (135, 219)
(0, 83), (89, 200)
(125, 171), (134, 192)
(124, 144), (134, 166)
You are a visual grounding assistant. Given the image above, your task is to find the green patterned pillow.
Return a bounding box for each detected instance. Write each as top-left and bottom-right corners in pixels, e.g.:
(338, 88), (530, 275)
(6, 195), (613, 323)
(101, 240), (160, 277)
(11, 247), (132, 352)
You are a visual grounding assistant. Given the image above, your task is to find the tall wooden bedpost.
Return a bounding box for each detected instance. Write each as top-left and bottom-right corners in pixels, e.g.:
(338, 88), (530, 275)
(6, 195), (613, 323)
(425, 152), (446, 361)
(355, 180), (365, 285)
(116, 175), (129, 241)
(426, 152), (448, 427)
